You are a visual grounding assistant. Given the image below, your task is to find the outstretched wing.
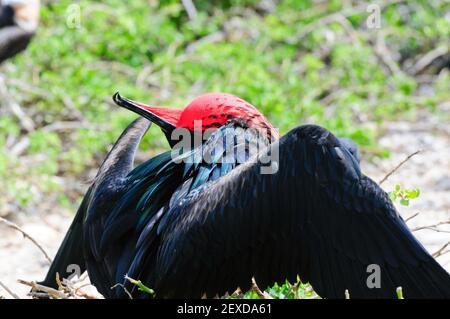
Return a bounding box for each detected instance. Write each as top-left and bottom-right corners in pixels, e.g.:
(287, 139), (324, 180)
(149, 124), (450, 298)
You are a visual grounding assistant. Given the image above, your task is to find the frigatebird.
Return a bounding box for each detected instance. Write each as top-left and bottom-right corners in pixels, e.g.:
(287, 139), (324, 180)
(0, 0), (39, 63)
(41, 92), (450, 299)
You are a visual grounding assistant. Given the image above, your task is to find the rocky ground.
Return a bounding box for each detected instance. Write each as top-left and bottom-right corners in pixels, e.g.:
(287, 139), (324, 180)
(1, 117), (449, 299)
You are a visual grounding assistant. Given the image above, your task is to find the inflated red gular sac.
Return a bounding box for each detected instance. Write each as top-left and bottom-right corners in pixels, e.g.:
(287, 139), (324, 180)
(113, 92), (279, 145)
(41, 92), (450, 299)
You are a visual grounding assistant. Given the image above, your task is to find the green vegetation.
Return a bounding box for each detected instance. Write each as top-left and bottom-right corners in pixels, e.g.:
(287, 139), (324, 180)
(1, 0), (449, 212)
(130, 276), (406, 299)
(125, 275), (155, 296)
(389, 184), (421, 206)
(243, 280), (320, 299)
(0, 0), (448, 298)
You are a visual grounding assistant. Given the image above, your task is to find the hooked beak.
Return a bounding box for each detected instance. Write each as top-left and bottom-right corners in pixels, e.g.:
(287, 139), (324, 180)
(113, 92), (182, 135)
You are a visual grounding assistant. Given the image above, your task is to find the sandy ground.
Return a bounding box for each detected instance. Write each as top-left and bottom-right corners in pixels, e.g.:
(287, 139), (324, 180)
(1, 117), (449, 298)
(362, 117), (450, 271)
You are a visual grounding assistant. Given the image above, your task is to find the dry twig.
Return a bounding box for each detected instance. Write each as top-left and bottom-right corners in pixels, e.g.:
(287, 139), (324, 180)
(251, 277), (273, 299)
(186, 32), (225, 54)
(111, 283), (133, 299)
(0, 217), (52, 264)
(0, 281), (20, 299)
(412, 220), (450, 233)
(405, 212), (420, 223)
(410, 46), (449, 75)
(379, 150), (421, 185)
(374, 30), (403, 76)
(41, 121), (99, 132)
(293, 0), (406, 41)
(433, 240), (450, 258)
(18, 274), (101, 299)
(5, 77), (52, 99)
(181, 0), (197, 20)
(0, 76), (36, 132)
(9, 136), (30, 156)
(18, 279), (67, 299)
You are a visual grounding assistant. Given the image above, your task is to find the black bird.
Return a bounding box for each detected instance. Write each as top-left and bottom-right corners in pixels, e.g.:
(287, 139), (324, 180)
(0, 0), (39, 63)
(42, 92), (450, 299)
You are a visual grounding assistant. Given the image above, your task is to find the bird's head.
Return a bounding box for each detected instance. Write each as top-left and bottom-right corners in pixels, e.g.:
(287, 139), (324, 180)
(113, 92), (279, 144)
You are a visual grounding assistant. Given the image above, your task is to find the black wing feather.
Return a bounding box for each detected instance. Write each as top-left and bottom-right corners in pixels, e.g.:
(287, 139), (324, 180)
(149, 124), (450, 298)
(41, 117), (151, 292)
(81, 117), (151, 297)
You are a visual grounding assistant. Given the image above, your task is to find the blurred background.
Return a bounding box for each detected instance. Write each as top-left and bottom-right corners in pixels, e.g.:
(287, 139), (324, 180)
(0, 0), (449, 298)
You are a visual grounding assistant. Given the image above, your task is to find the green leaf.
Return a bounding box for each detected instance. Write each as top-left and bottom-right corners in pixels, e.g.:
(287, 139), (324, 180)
(125, 276), (155, 295)
(405, 189), (420, 199)
(396, 287), (404, 299)
(400, 198), (409, 206)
